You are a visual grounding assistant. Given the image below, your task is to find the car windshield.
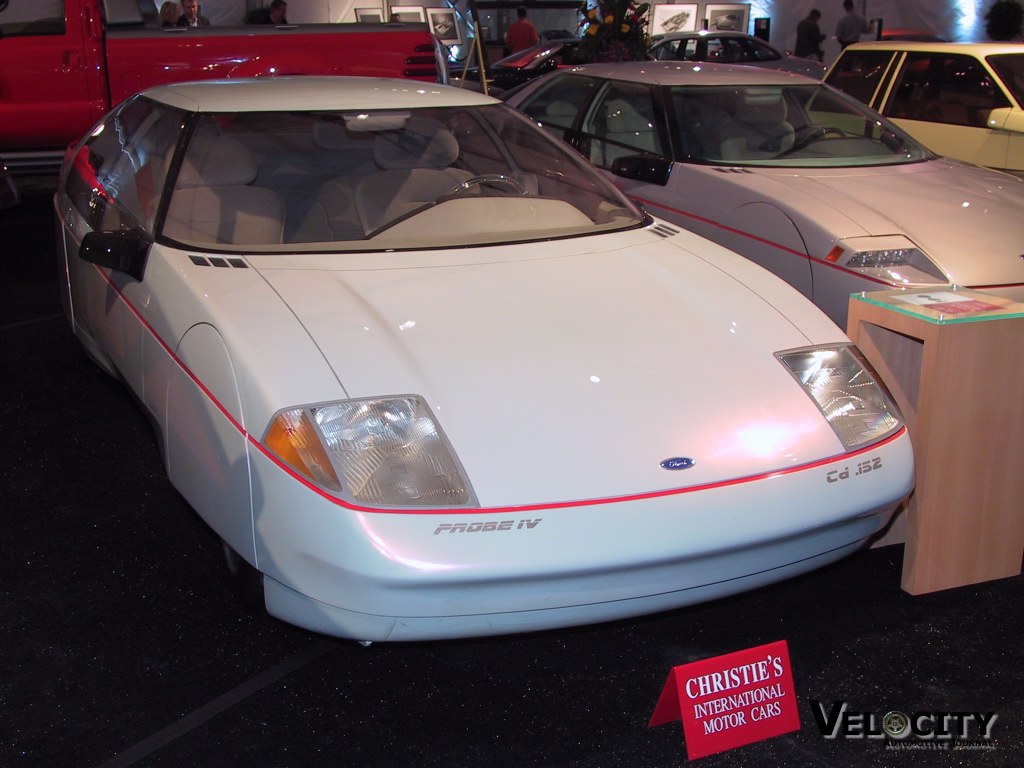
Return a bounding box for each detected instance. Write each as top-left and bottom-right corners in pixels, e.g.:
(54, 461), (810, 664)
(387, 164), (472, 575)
(163, 104), (644, 251)
(987, 53), (1024, 106)
(671, 83), (932, 167)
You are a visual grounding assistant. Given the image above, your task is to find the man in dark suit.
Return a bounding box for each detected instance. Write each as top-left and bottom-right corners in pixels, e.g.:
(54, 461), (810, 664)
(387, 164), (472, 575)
(177, 0), (210, 27)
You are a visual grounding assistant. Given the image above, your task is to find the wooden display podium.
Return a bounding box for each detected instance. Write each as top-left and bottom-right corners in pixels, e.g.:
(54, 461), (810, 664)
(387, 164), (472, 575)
(846, 288), (1024, 595)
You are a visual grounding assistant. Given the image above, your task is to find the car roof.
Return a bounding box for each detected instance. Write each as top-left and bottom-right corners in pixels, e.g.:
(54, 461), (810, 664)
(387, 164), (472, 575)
(560, 61), (818, 86)
(139, 77), (501, 113)
(845, 41), (1024, 55)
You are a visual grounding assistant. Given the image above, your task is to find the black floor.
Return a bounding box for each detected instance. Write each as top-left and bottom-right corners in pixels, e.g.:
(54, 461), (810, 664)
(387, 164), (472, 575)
(2, 179), (1021, 768)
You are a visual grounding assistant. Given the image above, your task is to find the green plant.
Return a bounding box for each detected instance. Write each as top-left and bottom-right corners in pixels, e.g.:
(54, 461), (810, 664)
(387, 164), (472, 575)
(985, 0), (1023, 40)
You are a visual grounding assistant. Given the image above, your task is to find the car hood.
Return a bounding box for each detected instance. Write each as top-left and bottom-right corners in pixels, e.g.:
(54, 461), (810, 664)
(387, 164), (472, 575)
(754, 160), (1024, 286)
(250, 228), (848, 506)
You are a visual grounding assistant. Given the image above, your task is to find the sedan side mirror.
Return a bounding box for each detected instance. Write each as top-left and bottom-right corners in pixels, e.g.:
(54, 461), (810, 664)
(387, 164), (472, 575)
(986, 107), (1024, 134)
(610, 154), (672, 186)
(80, 229), (152, 281)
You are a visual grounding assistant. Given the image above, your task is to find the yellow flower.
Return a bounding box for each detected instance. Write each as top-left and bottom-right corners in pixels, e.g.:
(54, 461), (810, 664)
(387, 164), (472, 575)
(604, 14), (614, 24)
(621, 22), (631, 34)
(586, 22), (599, 35)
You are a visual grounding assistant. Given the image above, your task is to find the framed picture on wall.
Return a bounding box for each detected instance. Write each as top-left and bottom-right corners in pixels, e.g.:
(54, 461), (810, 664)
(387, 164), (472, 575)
(355, 6), (384, 22)
(651, 4), (698, 36)
(703, 4), (749, 34)
(427, 8), (461, 44)
(390, 5), (426, 22)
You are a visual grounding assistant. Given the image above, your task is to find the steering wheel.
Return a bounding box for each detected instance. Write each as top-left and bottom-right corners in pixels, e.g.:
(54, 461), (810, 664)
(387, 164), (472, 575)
(445, 174), (527, 197)
(780, 126), (853, 156)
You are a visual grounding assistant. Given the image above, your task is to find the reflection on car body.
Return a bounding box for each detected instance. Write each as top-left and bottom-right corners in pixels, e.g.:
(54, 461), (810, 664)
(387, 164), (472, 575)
(54, 76), (913, 643)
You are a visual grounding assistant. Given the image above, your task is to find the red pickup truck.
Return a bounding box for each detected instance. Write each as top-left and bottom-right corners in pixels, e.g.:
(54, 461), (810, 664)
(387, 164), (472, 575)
(0, 0), (445, 171)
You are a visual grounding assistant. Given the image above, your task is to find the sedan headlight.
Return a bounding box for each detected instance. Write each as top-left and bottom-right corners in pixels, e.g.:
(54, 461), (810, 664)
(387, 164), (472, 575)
(826, 235), (946, 287)
(263, 396), (476, 508)
(777, 345), (903, 449)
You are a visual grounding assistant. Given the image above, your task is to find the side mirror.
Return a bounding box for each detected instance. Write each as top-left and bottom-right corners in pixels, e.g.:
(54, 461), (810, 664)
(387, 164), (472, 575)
(610, 154), (672, 186)
(986, 107), (1024, 134)
(80, 229), (152, 281)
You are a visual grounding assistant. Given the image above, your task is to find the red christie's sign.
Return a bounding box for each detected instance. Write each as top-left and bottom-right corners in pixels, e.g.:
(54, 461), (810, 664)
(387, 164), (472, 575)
(649, 639), (800, 759)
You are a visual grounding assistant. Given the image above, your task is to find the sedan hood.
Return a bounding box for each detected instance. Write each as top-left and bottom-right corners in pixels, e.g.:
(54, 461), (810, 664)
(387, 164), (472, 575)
(758, 160), (1024, 286)
(252, 228), (850, 505)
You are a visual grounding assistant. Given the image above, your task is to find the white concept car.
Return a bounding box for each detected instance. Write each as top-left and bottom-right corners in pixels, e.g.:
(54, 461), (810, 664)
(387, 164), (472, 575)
(55, 77), (914, 642)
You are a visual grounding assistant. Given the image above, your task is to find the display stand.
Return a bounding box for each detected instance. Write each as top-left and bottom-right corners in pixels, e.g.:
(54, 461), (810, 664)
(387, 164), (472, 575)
(846, 288), (1024, 594)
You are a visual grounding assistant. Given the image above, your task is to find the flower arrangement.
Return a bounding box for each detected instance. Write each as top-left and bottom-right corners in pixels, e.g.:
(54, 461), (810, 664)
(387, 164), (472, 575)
(575, 0), (651, 62)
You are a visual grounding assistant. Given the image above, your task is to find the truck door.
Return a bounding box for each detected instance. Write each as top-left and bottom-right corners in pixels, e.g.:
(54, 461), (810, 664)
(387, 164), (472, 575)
(0, 0), (107, 153)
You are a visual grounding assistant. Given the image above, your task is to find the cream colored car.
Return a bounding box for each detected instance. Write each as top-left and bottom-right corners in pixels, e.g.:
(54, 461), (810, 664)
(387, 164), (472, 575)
(826, 42), (1024, 175)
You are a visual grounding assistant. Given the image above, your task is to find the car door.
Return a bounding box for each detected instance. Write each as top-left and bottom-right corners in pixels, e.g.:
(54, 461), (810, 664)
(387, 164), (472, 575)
(58, 96), (183, 391)
(879, 52), (1014, 171)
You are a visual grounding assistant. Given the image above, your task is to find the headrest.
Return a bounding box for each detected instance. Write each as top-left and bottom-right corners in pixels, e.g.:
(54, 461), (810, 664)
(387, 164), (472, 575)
(373, 117), (459, 170)
(605, 100), (653, 132)
(177, 135), (258, 188)
(741, 90), (787, 125)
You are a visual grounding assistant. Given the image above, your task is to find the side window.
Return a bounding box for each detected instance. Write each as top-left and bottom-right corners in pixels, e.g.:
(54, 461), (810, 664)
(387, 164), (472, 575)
(887, 54), (1010, 127)
(988, 54), (1024, 108)
(0, 0), (66, 35)
(653, 40), (679, 61)
(747, 39), (780, 63)
(826, 50), (895, 106)
(705, 38), (725, 62)
(581, 82), (664, 167)
(65, 96), (184, 233)
(719, 38), (746, 64)
(516, 75), (599, 140)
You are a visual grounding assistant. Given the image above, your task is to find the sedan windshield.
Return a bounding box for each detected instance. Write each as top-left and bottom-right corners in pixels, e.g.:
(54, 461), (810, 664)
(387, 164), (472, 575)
(670, 84), (931, 167)
(163, 104), (644, 251)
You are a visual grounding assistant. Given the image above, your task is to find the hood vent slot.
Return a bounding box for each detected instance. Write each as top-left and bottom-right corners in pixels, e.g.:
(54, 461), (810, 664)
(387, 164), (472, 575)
(189, 255), (248, 269)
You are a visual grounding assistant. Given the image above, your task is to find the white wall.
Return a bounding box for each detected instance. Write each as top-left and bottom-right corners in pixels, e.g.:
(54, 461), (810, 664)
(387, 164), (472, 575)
(741, 1), (990, 64)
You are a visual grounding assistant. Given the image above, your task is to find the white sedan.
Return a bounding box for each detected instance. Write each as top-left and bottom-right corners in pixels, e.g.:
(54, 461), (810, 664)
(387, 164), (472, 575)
(56, 77), (912, 642)
(506, 62), (1024, 327)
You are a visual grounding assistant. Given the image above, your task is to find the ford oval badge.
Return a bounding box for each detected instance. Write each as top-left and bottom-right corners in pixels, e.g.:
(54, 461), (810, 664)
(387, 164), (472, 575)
(660, 457), (695, 470)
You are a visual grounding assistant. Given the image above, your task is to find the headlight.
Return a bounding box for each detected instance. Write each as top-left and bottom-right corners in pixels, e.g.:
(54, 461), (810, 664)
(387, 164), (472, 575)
(264, 396), (476, 508)
(825, 235), (946, 286)
(777, 345), (903, 449)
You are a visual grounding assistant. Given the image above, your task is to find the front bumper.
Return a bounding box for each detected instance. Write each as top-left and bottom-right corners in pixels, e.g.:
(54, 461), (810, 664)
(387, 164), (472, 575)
(252, 429), (913, 642)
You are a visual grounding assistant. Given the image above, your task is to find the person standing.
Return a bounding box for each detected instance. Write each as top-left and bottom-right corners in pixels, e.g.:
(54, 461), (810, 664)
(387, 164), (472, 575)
(159, 1), (182, 26)
(177, 0), (210, 27)
(835, 0), (870, 49)
(795, 9), (825, 61)
(505, 6), (539, 54)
